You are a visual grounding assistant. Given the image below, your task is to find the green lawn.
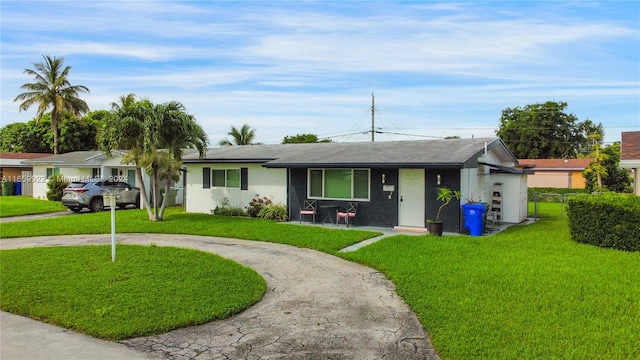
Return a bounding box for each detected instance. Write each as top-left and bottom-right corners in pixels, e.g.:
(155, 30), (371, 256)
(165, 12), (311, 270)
(0, 207), (380, 254)
(340, 203), (640, 359)
(0, 196), (66, 217)
(1, 199), (638, 358)
(0, 245), (266, 340)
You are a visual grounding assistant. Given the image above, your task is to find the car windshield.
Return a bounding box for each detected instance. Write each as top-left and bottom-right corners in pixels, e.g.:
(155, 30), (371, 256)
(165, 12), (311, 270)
(67, 182), (88, 189)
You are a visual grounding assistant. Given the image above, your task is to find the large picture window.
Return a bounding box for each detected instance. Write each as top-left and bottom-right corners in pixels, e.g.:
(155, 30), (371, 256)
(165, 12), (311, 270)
(308, 169), (369, 200)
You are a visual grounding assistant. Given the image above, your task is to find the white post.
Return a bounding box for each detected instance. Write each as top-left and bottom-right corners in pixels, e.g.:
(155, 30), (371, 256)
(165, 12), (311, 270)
(107, 193), (117, 262)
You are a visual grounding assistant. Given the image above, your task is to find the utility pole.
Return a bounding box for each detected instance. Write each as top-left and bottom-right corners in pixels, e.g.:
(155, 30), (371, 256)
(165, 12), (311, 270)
(371, 92), (375, 142)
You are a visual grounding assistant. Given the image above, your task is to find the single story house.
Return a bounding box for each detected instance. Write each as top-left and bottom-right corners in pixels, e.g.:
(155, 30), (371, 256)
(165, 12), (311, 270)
(0, 152), (52, 196)
(620, 131), (640, 196)
(183, 138), (529, 233)
(21, 151), (185, 205)
(518, 158), (593, 189)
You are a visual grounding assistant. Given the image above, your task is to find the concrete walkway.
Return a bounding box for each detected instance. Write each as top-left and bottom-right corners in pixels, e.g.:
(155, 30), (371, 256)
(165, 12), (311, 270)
(1, 234), (439, 360)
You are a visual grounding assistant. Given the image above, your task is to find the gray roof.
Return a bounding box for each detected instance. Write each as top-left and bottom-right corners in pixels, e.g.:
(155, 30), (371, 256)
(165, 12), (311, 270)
(21, 151), (105, 167)
(184, 138), (516, 168)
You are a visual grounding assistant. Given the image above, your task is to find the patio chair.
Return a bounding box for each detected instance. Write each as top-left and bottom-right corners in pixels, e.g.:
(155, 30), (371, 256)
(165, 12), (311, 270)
(299, 200), (317, 224)
(336, 202), (358, 227)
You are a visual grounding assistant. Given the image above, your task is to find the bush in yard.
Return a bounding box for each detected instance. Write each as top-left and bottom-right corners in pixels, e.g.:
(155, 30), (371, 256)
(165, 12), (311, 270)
(46, 175), (69, 201)
(566, 193), (640, 251)
(258, 203), (288, 221)
(211, 197), (247, 217)
(246, 195), (272, 217)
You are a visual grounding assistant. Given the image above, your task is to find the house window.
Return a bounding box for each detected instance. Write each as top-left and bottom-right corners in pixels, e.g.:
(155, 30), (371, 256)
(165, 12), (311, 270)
(212, 169), (241, 189)
(308, 168), (370, 200)
(92, 168), (101, 178)
(202, 167), (210, 189)
(46, 168), (60, 178)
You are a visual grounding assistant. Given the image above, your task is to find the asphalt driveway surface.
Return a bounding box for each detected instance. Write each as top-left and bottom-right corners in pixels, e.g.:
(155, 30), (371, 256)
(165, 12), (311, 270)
(1, 234), (439, 360)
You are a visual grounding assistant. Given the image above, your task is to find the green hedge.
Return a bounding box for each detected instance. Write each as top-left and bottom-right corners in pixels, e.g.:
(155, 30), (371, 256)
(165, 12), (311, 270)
(565, 193), (640, 252)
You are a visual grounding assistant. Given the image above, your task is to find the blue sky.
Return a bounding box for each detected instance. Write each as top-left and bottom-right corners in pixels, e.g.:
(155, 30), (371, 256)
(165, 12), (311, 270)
(1, 1), (638, 146)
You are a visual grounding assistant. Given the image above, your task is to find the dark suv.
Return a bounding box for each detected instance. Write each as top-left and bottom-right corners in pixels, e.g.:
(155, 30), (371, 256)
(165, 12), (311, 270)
(61, 179), (140, 213)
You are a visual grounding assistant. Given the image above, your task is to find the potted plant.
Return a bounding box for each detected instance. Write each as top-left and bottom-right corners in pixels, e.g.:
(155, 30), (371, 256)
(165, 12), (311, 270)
(427, 187), (461, 236)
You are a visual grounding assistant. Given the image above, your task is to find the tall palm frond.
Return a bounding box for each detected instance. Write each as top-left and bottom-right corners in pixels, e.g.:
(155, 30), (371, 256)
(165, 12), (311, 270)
(14, 55), (89, 154)
(219, 124), (256, 146)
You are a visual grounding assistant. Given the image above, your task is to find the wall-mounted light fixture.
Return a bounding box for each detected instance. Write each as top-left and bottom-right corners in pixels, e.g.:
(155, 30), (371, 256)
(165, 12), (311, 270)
(382, 173), (386, 184)
(437, 174), (442, 185)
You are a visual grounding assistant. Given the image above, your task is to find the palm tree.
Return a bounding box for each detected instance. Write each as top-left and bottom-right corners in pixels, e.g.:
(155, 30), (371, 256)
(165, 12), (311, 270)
(14, 55), (89, 154)
(99, 96), (208, 221)
(99, 95), (157, 220)
(154, 101), (208, 219)
(219, 124), (256, 146)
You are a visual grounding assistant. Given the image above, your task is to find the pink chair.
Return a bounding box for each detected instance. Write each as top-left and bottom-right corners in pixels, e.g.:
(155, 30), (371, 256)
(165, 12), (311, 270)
(299, 200), (317, 224)
(336, 202), (358, 227)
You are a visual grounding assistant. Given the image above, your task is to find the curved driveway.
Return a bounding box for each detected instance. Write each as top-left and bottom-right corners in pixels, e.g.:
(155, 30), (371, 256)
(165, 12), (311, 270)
(1, 234), (439, 359)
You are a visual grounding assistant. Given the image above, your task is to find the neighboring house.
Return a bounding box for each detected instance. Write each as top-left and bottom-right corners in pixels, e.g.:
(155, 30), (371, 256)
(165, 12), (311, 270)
(183, 138), (529, 233)
(21, 151), (186, 205)
(620, 131), (640, 196)
(518, 158), (593, 189)
(0, 152), (51, 196)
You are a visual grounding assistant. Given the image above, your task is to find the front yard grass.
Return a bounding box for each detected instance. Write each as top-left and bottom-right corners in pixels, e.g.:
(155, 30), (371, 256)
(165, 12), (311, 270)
(0, 207), (380, 254)
(0, 196), (66, 217)
(1, 200), (638, 359)
(0, 245), (266, 340)
(340, 202), (640, 359)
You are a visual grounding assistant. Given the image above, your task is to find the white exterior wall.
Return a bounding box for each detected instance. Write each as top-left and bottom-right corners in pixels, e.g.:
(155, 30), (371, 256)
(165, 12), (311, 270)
(491, 174), (528, 223)
(464, 149), (528, 224)
(620, 160), (640, 196)
(460, 168), (480, 203)
(31, 165), (49, 199)
(185, 163), (287, 214)
(30, 165), (93, 199)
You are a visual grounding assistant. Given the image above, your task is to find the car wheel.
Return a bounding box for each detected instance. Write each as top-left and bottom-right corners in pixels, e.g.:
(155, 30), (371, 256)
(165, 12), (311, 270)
(70, 207), (82, 213)
(89, 197), (104, 213)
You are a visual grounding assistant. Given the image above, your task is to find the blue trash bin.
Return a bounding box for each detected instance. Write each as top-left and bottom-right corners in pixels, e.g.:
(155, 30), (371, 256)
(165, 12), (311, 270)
(14, 181), (22, 195)
(462, 203), (487, 236)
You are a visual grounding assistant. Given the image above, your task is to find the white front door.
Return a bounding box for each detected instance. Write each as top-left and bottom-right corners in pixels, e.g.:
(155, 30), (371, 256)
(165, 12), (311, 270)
(398, 169), (425, 228)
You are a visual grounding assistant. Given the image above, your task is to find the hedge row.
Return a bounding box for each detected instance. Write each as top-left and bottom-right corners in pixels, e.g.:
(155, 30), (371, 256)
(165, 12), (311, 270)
(565, 193), (640, 252)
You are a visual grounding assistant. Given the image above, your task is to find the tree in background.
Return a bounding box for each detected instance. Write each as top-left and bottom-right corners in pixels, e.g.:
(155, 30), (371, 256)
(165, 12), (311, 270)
(14, 55), (90, 154)
(583, 141), (632, 193)
(282, 133), (332, 144)
(58, 110), (103, 153)
(219, 124), (256, 146)
(0, 111), (102, 153)
(0, 122), (45, 153)
(496, 101), (603, 159)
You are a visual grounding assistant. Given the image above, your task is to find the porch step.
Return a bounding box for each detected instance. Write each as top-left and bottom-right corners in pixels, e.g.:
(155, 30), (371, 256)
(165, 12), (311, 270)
(393, 226), (428, 233)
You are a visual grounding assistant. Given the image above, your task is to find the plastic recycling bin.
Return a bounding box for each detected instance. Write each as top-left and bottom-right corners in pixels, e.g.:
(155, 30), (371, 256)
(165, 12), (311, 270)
(462, 203), (487, 236)
(14, 181), (22, 195)
(2, 181), (14, 196)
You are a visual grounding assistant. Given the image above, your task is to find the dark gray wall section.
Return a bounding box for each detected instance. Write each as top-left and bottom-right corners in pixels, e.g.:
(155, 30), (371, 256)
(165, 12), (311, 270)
(425, 168), (462, 233)
(288, 167), (461, 231)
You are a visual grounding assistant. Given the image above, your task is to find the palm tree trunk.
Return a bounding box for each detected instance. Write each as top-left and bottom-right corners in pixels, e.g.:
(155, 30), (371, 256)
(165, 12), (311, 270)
(52, 108), (58, 154)
(158, 177), (171, 220)
(152, 167), (160, 221)
(135, 168), (155, 220)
